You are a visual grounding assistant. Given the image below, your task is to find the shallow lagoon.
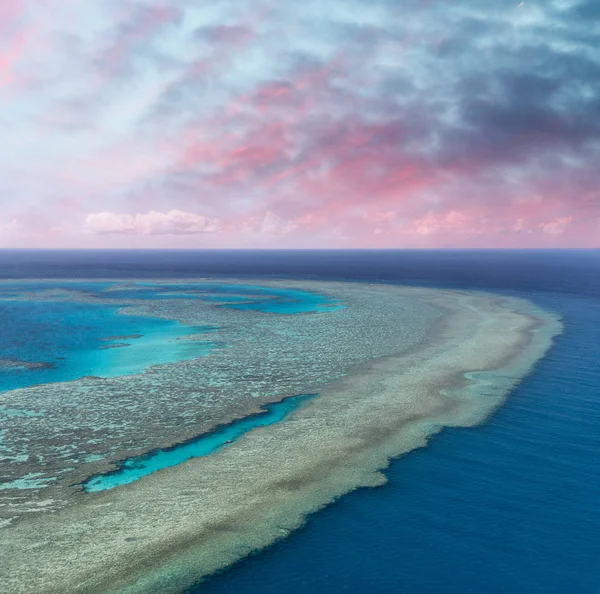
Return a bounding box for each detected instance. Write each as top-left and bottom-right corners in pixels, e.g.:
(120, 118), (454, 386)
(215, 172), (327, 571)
(0, 281), (342, 393)
(0, 299), (211, 393)
(83, 394), (316, 492)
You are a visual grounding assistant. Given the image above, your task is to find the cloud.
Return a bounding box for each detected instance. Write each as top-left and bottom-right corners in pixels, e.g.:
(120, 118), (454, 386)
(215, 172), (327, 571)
(0, 218), (21, 232)
(411, 210), (471, 237)
(85, 210), (220, 235)
(241, 211), (297, 235)
(539, 216), (573, 235)
(364, 211), (396, 223)
(0, 0), (598, 248)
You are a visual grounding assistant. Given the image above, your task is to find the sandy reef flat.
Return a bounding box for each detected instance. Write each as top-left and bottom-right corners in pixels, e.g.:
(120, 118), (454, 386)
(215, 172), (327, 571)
(0, 281), (561, 593)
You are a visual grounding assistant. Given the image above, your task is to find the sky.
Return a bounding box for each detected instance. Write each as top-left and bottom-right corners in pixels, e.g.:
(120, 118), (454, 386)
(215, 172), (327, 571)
(0, 0), (599, 248)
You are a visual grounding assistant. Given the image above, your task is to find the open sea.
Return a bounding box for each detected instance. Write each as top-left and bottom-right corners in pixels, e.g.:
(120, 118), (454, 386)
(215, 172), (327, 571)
(1, 249), (598, 594)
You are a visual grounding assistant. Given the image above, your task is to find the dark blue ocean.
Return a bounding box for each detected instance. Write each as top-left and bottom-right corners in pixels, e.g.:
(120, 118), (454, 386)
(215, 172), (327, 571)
(1, 249), (598, 594)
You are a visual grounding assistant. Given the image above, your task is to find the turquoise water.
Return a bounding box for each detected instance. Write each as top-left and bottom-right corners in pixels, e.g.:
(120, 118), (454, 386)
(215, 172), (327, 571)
(0, 299), (212, 393)
(0, 281), (342, 393)
(82, 394), (316, 493)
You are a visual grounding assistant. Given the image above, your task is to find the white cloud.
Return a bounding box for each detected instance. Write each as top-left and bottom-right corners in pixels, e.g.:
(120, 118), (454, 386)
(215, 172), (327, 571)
(411, 210), (468, 236)
(242, 211), (297, 235)
(539, 216), (573, 235)
(0, 219), (21, 233)
(511, 218), (526, 232)
(84, 210), (220, 234)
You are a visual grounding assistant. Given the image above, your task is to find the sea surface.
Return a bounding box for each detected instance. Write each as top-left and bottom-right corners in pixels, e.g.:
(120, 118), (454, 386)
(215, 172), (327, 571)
(1, 249), (598, 594)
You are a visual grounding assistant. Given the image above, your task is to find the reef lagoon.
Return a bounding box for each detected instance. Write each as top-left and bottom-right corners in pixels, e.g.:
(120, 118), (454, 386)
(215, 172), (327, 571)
(0, 281), (341, 393)
(0, 263), (565, 594)
(81, 393), (318, 493)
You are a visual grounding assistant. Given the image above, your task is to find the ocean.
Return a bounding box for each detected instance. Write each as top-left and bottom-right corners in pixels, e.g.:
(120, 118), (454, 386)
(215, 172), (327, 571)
(1, 249), (598, 593)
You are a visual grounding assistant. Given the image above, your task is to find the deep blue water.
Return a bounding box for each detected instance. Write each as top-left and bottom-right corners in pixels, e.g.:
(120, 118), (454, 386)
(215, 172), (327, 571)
(194, 289), (600, 594)
(0, 280), (341, 393)
(1, 249), (598, 594)
(82, 394), (316, 493)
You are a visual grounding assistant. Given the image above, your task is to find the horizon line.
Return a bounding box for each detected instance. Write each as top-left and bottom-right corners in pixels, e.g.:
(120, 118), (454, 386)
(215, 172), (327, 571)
(0, 247), (598, 252)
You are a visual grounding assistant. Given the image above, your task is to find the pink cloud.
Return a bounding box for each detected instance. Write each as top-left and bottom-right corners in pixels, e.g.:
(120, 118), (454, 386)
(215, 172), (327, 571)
(364, 211), (396, 223)
(85, 210), (220, 235)
(1, 0), (598, 249)
(412, 210), (471, 236)
(0, 26), (32, 87)
(539, 216), (573, 236)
